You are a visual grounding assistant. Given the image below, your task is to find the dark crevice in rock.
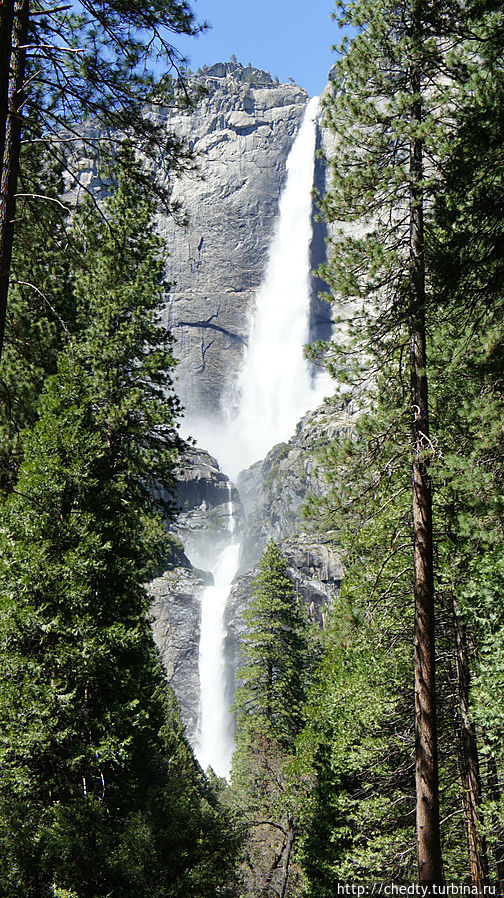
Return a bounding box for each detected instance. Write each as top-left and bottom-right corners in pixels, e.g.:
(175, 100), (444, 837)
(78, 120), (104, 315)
(197, 336), (214, 374)
(309, 120), (333, 346)
(175, 319), (247, 345)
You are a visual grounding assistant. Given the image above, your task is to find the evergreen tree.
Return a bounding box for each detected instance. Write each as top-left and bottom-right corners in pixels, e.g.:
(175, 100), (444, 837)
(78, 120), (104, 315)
(313, 0), (485, 881)
(298, 382), (467, 888)
(299, 0), (504, 889)
(0, 0), (203, 363)
(427, 17), (504, 884)
(0, 139), (73, 492)
(234, 541), (310, 748)
(231, 542), (313, 898)
(0, 156), (240, 896)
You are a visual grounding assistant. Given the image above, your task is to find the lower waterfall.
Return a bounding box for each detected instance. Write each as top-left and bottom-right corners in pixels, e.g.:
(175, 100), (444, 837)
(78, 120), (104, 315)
(196, 539), (240, 778)
(196, 486), (239, 777)
(191, 95), (331, 778)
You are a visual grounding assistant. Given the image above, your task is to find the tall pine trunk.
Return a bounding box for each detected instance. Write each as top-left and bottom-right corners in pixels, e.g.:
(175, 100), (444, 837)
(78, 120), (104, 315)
(0, 0), (28, 364)
(0, 0), (14, 165)
(409, 57), (443, 883)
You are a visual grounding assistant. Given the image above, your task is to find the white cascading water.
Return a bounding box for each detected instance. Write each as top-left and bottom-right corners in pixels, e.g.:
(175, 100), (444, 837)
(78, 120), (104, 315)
(186, 95), (329, 482)
(193, 96), (331, 777)
(225, 95), (324, 477)
(196, 486), (239, 778)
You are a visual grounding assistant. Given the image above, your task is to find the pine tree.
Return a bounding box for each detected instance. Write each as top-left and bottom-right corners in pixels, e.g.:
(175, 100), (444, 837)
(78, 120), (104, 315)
(300, 0), (504, 887)
(234, 541), (310, 748)
(427, 18), (504, 884)
(315, 0), (477, 880)
(0, 0), (203, 363)
(231, 542), (313, 898)
(0, 155), (240, 896)
(298, 379), (468, 887)
(0, 139), (73, 492)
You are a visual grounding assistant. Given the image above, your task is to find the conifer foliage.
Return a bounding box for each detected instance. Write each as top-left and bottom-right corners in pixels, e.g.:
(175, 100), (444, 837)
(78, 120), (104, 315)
(234, 541), (310, 747)
(312, 0), (471, 882)
(0, 0), (203, 363)
(0, 154), (239, 897)
(231, 542), (312, 898)
(299, 0), (504, 890)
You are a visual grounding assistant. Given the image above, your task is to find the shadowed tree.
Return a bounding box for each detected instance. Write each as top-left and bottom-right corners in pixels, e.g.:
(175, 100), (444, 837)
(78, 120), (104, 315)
(0, 0), (204, 364)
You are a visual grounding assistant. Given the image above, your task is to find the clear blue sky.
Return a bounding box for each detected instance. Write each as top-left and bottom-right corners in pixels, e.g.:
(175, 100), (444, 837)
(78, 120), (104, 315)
(174, 0), (341, 97)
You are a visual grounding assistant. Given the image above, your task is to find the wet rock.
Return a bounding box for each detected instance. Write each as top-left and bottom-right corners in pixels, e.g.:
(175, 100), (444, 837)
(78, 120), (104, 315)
(237, 399), (356, 572)
(172, 445), (244, 568)
(150, 565), (206, 739)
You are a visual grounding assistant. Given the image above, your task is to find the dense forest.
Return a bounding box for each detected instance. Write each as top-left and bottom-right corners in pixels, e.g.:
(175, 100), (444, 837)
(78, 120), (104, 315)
(0, 0), (503, 896)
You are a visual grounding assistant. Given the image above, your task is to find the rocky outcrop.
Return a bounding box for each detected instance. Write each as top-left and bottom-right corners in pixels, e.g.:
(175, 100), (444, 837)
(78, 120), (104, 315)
(63, 61), (353, 759)
(172, 445), (244, 568)
(223, 399), (356, 710)
(150, 562), (207, 737)
(281, 533), (344, 626)
(155, 63), (317, 416)
(66, 61), (332, 419)
(236, 400), (355, 572)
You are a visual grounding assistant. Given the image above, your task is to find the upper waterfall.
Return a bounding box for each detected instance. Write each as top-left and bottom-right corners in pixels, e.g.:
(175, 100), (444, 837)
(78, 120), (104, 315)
(187, 96), (330, 481)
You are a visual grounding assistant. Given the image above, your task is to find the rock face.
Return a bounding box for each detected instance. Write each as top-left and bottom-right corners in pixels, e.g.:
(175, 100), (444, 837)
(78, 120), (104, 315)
(172, 445), (244, 566)
(154, 62), (331, 417)
(236, 401), (354, 572)
(148, 65), (349, 754)
(150, 562), (206, 738)
(223, 401), (355, 720)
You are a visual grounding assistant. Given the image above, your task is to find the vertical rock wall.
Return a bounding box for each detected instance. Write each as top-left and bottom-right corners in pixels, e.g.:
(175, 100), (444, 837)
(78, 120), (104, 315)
(151, 64), (342, 748)
(155, 62), (326, 417)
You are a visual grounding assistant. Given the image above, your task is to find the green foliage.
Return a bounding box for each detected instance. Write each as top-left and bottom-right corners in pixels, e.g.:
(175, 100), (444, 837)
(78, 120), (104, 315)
(0, 158), (240, 896)
(231, 543), (314, 897)
(234, 542), (310, 748)
(24, 0), (203, 210)
(298, 381), (417, 884)
(0, 141), (74, 492)
(299, 603), (416, 888)
(72, 144), (183, 514)
(297, 0), (504, 888)
(426, 18), (504, 863)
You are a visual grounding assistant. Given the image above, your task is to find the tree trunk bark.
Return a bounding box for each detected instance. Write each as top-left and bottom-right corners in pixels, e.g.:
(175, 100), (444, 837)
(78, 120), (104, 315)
(0, 0), (15, 166)
(0, 0), (28, 365)
(451, 604), (489, 893)
(279, 817), (295, 898)
(409, 63), (443, 884)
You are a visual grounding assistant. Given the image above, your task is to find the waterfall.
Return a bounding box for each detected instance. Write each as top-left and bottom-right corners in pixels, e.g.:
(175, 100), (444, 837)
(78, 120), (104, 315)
(196, 489), (239, 778)
(185, 96), (329, 481)
(226, 482), (235, 536)
(226, 95), (323, 476)
(190, 96), (331, 777)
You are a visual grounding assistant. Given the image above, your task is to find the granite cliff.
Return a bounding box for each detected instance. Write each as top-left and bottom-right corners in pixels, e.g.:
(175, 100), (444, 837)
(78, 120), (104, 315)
(146, 63), (344, 755)
(155, 62), (332, 417)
